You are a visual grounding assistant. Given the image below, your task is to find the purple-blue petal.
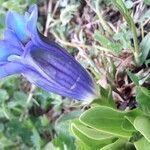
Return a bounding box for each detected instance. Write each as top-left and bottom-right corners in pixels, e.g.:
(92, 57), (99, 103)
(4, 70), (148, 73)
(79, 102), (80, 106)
(26, 4), (38, 36)
(0, 40), (21, 61)
(4, 29), (22, 48)
(0, 4), (96, 101)
(0, 62), (24, 79)
(32, 33), (94, 88)
(21, 42), (96, 101)
(6, 11), (29, 43)
(23, 67), (95, 101)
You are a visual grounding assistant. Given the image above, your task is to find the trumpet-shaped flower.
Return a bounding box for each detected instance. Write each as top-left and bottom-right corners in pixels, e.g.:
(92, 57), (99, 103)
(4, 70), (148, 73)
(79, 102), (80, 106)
(0, 5), (97, 101)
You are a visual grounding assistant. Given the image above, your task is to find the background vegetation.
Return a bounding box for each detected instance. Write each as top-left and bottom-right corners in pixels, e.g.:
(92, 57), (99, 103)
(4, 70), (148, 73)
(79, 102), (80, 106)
(0, 0), (149, 149)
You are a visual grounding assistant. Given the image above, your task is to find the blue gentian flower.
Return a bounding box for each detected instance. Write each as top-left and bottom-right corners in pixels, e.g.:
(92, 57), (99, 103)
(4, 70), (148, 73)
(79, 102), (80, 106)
(0, 5), (97, 101)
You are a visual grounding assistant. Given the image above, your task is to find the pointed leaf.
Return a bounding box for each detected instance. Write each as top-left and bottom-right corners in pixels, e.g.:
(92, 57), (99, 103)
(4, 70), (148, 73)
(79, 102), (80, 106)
(95, 31), (122, 54)
(134, 116), (150, 143)
(140, 33), (150, 64)
(136, 86), (150, 115)
(80, 106), (133, 138)
(101, 139), (130, 150)
(121, 118), (135, 132)
(134, 137), (150, 150)
(127, 70), (140, 86)
(71, 120), (117, 148)
(94, 86), (116, 108)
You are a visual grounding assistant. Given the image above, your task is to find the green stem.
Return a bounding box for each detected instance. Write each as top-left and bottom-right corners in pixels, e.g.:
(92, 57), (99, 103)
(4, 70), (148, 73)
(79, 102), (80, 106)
(130, 19), (140, 64)
(113, 0), (141, 64)
(86, 0), (113, 35)
(96, 12), (113, 35)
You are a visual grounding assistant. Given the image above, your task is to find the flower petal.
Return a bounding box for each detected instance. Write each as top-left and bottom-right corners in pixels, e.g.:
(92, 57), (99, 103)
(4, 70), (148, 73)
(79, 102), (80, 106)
(6, 11), (29, 43)
(1, 4), (96, 101)
(0, 62), (24, 79)
(4, 29), (22, 48)
(0, 40), (21, 61)
(7, 53), (95, 100)
(31, 35), (94, 88)
(23, 69), (89, 100)
(26, 4), (38, 35)
(22, 42), (96, 101)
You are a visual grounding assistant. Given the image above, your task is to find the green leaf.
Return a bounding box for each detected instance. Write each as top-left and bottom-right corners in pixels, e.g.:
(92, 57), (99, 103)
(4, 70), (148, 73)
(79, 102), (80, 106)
(2, 0), (26, 12)
(11, 91), (29, 107)
(139, 74), (150, 85)
(71, 120), (117, 149)
(7, 119), (32, 145)
(0, 89), (9, 102)
(75, 140), (91, 150)
(54, 111), (81, 150)
(31, 129), (42, 150)
(0, 135), (16, 149)
(39, 115), (49, 127)
(134, 116), (150, 143)
(127, 70), (140, 86)
(80, 106), (133, 138)
(13, 91), (28, 101)
(0, 76), (21, 94)
(124, 108), (143, 124)
(121, 118), (135, 132)
(26, 0), (37, 5)
(94, 86), (116, 108)
(60, 4), (79, 25)
(144, 0), (150, 5)
(113, 0), (131, 25)
(113, 0), (139, 64)
(140, 33), (150, 64)
(113, 25), (132, 49)
(95, 31), (122, 53)
(136, 86), (150, 115)
(134, 137), (150, 150)
(56, 111), (81, 124)
(101, 139), (130, 150)
(6, 91), (30, 115)
(0, 123), (4, 132)
(0, 14), (5, 29)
